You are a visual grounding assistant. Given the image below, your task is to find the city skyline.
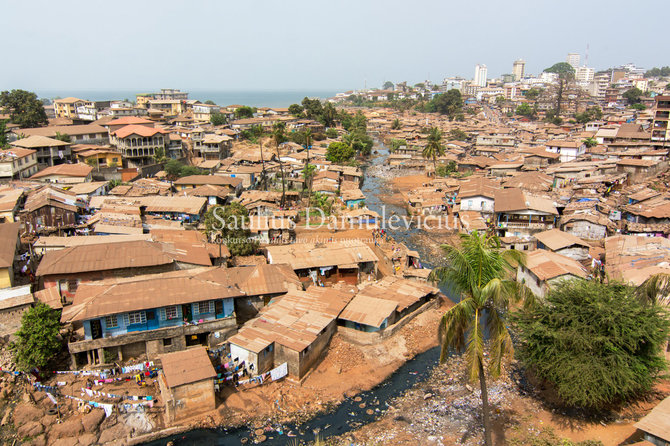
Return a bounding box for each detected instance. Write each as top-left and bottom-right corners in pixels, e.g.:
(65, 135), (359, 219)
(0, 0), (665, 92)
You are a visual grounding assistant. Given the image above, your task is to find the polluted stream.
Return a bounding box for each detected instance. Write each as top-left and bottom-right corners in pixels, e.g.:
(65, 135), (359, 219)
(146, 141), (454, 445)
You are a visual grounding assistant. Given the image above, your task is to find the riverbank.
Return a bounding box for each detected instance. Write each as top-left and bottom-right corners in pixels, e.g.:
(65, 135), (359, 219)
(167, 299), (452, 438)
(327, 356), (670, 446)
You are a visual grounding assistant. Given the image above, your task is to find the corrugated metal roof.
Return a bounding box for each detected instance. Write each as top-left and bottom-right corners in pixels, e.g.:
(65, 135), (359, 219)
(161, 347), (216, 388)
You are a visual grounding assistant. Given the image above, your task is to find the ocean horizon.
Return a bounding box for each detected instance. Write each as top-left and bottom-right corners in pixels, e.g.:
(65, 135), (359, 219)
(34, 89), (341, 108)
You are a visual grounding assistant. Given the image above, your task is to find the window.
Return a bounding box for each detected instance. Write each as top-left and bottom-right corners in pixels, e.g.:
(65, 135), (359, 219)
(195, 301), (213, 314)
(104, 315), (118, 329)
(67, 279), (79, 293)
(165, 306), (178, 320)
(163, 338), (172, 347)
(127, 311), (146, 325)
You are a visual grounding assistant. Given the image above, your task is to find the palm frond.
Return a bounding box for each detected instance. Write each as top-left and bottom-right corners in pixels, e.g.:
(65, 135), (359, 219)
(438, 298), (475, 363)
(634, 273), (670, 306)
(486, 308), (514, 379)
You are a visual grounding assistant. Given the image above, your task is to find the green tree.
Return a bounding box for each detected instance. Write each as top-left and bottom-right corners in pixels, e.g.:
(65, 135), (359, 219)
(513, 279), (669, 410)
(301, 97), (324, 120)
(203, 203), (258, 257)
(288, 104), (304, 117)
(574, 106), (603, 124)
(272, 122), (288, 206)
(524, 88), (543, 101)
(645, 66), (670, 77)
(153, 146), (168, 163)
(543, 62), (576, 115)
(383, 81), (394, 90)
(582, 137), (598, 148)
(495, 95), (506, 106)
(623, 87), (643, 105)
(210, 111), (227, 126)
(204, 100), (216, 105)
(180, 165), (206, 176)
(391, 119), (402, 130)
(0, 120), (9, 148)
(320, 102), (338, 127)
(326, 141), (355, 164)
(0, 89), (48, 128)
(430, 231), (532, 446)
(341, 110), (367, 132)
(389, 138), (407, 153)
(449, 128), (468, 141)
(310, 191), (333, 215)
(422, 127), (445, 174)
(425, 90), (463, 119)
(54, 132), (71, 143)
(165, 159), (184, 178)
(630, 103), (646, 111)
(343, 131), (373, 156)
(303, 163), (316, 194)
(515, 103), (536, 119)
(325, 128), (338, 139)
(234, 106), (255, 119)
(11, 303), (62, 370)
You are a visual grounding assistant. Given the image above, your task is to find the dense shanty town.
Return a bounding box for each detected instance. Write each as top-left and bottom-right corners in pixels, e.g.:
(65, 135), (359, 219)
(0, 54), (670, 446)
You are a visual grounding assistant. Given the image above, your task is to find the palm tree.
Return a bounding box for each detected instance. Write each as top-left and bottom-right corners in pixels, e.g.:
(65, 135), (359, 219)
(634, 273), (670, 307)
(582, 137), (598, 148)
(422, 127), (445, 175)
(430, 231), (534, 446)
(303, 129), (314, 202)
(272, 123), (287, 207)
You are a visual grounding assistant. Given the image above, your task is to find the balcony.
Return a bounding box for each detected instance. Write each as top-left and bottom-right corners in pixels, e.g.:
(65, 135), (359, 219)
(498, 221), (553, 230)
(67, 316), (236, 354)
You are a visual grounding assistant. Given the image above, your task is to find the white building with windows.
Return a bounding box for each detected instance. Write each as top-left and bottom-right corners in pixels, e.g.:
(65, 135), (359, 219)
(474, 64), (488, 87)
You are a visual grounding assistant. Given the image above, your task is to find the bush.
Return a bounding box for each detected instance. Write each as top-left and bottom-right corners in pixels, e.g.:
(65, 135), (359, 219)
(326, 141), (355, 164)
(11, 303), (62, 370)
(513, 279), (669, 410)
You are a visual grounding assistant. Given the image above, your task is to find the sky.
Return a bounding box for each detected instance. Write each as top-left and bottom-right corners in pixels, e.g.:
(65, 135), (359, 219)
(1, 0), (667, 93)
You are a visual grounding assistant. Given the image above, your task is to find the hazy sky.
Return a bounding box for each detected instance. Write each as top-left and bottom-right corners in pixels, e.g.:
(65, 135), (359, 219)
(1, 0), (666, 92)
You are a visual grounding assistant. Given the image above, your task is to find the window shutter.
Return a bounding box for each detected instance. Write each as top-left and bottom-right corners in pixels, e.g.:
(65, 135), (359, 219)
(209, 301), (214, 313)
(159, 308), (166, 321)
(193, 304), (199, 315)
(176, 306), (182, 319)
(123, 314), (129, 326)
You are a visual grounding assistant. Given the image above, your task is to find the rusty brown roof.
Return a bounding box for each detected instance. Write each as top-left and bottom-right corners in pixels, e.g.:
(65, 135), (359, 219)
(160, 346), (216, 388)
(0, 223), (19, 269)
(62, 267), (245, 322)
(36, 240), (174, 276)
(635, 395), (670, 442)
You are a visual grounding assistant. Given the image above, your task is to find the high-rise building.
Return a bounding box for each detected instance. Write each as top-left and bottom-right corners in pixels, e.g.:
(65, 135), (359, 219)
(575, 66), (595, 83)
(513, 59), (525, 81)
(566, 53), (580, 68)
(474, 64), (488, 87)
(651, 96), (670, 144)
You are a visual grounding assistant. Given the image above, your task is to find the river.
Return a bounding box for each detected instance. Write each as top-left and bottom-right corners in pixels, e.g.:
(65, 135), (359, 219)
(145, 141), (453, 445)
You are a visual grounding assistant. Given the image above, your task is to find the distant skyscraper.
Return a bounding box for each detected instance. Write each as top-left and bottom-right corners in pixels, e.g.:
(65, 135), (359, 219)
(474, 64), (488, 87)
(513, 59), (525, 81)
(566, 53), (580, 68)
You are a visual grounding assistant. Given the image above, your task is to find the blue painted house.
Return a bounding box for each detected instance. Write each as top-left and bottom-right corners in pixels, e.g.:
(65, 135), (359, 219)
(63, 268), (245, 367)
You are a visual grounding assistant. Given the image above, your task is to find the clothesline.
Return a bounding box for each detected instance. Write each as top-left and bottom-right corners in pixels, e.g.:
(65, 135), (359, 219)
(81, 387), (153, 402)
